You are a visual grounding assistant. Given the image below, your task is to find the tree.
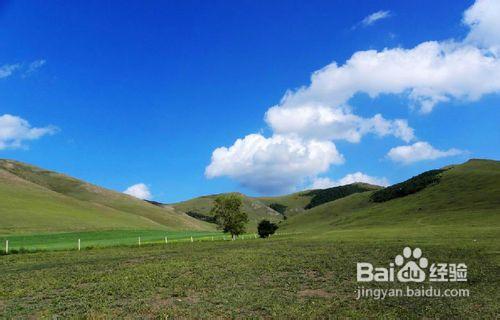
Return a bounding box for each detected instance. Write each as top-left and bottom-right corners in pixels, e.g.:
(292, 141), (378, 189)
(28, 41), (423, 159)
(257, 220), (279, 238)
(211, 194), (248, 240)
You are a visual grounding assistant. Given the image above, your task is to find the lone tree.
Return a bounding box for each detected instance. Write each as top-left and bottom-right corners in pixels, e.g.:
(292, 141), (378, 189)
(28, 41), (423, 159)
(257, 219), (279, 238)
(211, 194), (248, 240)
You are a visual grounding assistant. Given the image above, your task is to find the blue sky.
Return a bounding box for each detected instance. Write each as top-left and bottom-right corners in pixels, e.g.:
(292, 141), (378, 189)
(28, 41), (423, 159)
(1, 0), (499, 202)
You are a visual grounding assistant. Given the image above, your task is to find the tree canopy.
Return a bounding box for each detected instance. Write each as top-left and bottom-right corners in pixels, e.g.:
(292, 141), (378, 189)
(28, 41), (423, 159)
(210, 194), (248, 239)
(257, 219), (279, 238)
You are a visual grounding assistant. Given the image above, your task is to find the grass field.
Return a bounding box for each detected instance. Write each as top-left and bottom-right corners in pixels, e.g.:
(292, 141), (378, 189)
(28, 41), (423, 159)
(0, 159), (499, 317)
(0, 230), (230, 252)
(0, 229), (498, 318)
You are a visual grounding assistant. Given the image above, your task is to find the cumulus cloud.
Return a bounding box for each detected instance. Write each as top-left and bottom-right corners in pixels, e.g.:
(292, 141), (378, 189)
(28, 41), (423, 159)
(268, 40), (500, 120)
(311, 172), (390, 189)
(463, 0), (500, 53)
(360, 10), (392, 27)
(266, 108), (414, 143)
(0, 114), (58, 150)
(0, 64), (20, 79)
(205, 134), (344, 194)
(207, 0), (500, 193)
(387, 141), (464, 164)
(123, 183), (152, 200)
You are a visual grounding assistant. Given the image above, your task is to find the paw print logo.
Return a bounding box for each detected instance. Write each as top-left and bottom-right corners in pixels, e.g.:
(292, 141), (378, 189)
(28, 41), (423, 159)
(395, 247), (428, 283)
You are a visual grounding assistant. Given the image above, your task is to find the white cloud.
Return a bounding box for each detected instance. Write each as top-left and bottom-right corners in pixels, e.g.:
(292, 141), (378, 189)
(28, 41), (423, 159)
(268, 40), (500, 122)
(463, 0), (500, 53)
(266, 108), (414, 143)
(0, 59), (46, 79)
(0, 114), (58, 150)
(387, 141), (464, 164)
(0, 64), (20, 79)
(24, 59), (46, 76)
(360, 10), (392, 27)
(123, 183), (152, 200)
(311, 172), (390, 189)
(207, 0), (500, 193)
(205, 134), (344, 194)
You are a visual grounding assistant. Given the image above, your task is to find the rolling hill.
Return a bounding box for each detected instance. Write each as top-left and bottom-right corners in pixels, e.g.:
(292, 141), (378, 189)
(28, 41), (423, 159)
(255, 183), (381, 216)
(0, 159), (212, 234)
(171, 193), (282, 231)
(282, 159), (500, 238)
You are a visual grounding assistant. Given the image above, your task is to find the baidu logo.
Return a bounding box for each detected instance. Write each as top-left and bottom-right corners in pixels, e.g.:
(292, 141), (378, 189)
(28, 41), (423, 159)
(395, 247), (428, 282)
(357, 247), (467, 283)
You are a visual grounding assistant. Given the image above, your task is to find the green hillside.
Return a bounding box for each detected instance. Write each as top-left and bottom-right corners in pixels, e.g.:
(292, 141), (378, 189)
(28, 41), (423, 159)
(255, 183), (380, 217)
(171, 193), (282, 230)
(282, 159), (500, 238)
(0, 160), (212, 234)
(255, 191), (315, 216)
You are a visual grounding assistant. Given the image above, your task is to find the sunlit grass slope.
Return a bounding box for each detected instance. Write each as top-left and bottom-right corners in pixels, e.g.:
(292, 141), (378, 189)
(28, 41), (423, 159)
(0, 160), (212, 234)
(282, 159), (500, 242)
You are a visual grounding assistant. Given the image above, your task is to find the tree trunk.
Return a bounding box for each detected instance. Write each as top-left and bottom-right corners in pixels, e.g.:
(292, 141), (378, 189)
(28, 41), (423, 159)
(232, 234), (236, 241)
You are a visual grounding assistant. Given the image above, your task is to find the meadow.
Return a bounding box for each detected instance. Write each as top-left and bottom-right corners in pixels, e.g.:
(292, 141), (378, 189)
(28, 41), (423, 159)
(0, 230), (227, 253)
(0, 228), (498, 318)
(0, 159), (499, 318)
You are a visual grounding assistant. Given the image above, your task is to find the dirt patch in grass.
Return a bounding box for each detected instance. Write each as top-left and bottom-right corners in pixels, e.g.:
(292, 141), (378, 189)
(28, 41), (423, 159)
(297, 289), (333, 298)
(152, 292), (200, 309)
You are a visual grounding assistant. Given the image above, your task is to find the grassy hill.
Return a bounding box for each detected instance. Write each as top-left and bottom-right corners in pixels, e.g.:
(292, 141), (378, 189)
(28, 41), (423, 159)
(255, 183), (380, 216)
(0, 159), (212, 234)
(255, 191), (315, 217)
(171, 193), (282, 231)
(1, 159), (499, 318)
(282, 159), (500, 240)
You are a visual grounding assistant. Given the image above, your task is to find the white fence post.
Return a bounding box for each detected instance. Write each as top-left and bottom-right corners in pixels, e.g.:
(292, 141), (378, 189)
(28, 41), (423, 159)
(165, 236), (168, 244)
(5, 240), (8, 254)
(190, 236), (193, 243)
(78, 239), (81, 251)
(211, 236), (214, 241)
(138, 237), (141, 246)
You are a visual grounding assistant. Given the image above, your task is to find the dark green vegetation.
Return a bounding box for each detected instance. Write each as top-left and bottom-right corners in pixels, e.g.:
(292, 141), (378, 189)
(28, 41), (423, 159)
(371, 169), (446, 203)
(257, 219), (279, 238)
(185, 211), (217, 223)
(0, 159), (499, 318)
(211, 194), (248, 238)
(268, 203), (288, 215)
(0, 160), (212, 234)
(304, 183), (381, 209)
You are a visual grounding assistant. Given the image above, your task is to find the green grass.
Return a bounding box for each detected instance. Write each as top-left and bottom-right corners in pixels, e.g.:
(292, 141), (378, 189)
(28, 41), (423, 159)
(0, 159), (212, 234)
(0, 232), (498, 318)
(256, 190), (315, 216)
(282, 159), (500, 234)
(0, 230), (229, 252)
(0, 159), (499, 317)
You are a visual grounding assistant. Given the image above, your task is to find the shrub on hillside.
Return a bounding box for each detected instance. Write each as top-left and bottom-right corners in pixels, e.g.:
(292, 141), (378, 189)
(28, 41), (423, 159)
(269, 203), (287, 215)
(370, 169), (447, 203)
(257, 220), (279, 238)
(305, 184), (377, 209)
(185, 211), (217, 223)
